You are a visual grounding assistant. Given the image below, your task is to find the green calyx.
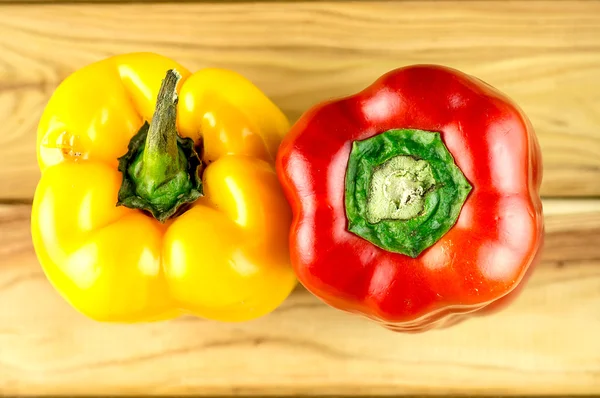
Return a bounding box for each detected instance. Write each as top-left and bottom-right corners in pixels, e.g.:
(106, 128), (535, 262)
(345, 129), (472, 258)
(117, 69), (203, 222)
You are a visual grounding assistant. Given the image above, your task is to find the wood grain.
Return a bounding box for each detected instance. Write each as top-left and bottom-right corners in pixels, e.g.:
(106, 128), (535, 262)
(0, 1), (599, 199)
(1, 199), (600, 396)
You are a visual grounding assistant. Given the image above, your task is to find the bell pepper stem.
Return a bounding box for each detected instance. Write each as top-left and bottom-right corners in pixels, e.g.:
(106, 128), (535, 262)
(142, 69), (181, 178)
(116, 69), (203, 222)
(366, 155), (436, 223)
(133, 69), (195, 210)
(345, 129), (472, 258)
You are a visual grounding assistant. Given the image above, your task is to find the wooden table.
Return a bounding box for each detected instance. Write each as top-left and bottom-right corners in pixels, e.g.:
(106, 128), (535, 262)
(1, 0), (599, 395)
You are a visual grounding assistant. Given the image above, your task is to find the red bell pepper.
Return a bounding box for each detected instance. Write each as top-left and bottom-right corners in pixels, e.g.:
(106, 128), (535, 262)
(276, 65), (544, 332)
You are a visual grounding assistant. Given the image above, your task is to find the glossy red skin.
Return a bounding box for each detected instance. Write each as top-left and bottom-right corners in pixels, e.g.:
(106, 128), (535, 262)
(276, 65), (544, 332)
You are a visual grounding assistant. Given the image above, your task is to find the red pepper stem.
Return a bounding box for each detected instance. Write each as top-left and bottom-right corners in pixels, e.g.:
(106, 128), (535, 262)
(344, 129), (472, 257)
(366, 155), (435, 223)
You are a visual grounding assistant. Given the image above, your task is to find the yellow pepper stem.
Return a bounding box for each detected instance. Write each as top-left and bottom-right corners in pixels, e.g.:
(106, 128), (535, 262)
(116, 69), (203, 222)
(141, 69), (183, 185)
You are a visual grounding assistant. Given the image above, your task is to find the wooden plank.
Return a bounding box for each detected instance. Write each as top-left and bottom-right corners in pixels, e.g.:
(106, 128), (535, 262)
(1, 199), (600, 396)
(0, 1), (599, 199)
(1, 0), (591, 3)
(0, 0), (327, 3)
(0, 0), (321, 3)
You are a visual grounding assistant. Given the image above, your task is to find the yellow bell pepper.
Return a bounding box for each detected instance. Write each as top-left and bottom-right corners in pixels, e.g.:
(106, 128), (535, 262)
(31, 52), (297, 322)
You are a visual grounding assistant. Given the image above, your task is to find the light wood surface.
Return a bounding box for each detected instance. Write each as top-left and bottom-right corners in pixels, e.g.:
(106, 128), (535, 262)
(0, 1), (599, 199)
(1, 1), (599, 395)
(1, 199), (600, 395)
